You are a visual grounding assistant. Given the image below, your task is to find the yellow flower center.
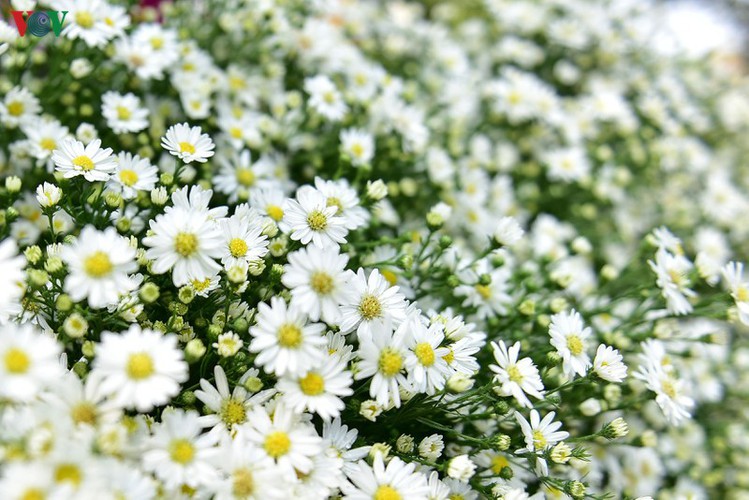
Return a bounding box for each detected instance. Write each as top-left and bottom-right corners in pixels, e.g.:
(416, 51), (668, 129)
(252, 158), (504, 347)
(174, 232), (199, 257)
(566, 335), (584, 356)
(306, 210), (328, 231)
(299, 372), (325, 396)
(736, 286), (749, 302)
(116, 106), (131, 120)
(4, 347), (30, 374)
(169, 439), (195, 465)
(378, 347), (403, 377)
(230, 127), (243, 139)
(475, 284), (492, 299)
(266, 205), (284, 221)
(229, 238), (248, 258)
(72, 155), (95, 171)
(323, 91), (336, 104)
(40, 138), (57, 151)
(278, 323), (302, 348)
(119, 169), (139, 187)
(83, 251), (113, 278)
(443, 348), (455, 364)
(232, 468), (255, 496)
(326, 197), (343, 215)
(54, 463), (82, 486)
(126, 352), (154, 380)
(220, 399), (247, 426)
(374, 485), (402, 500)
(532, 430), (547, 450)
(71, 402), (97, 425)
(236, 168), (255, 187)
(358, 294), (382, 320)
(75, 11), (94, 28)
(263, 431), (291, 458)
(20, 489), (45, 500)
(381, 269), (398, 286)
(507, 364), (523, 383)
(7, 101), (24, 117)
(350, 143), (365, 158)
(414, 342), (435, 367)
(661, 378), (677, 399)
(310, 271), (334, 295)
(178, 142), (196, 155)
(490, 455), (510, 474)
(150, 37), (164, 49)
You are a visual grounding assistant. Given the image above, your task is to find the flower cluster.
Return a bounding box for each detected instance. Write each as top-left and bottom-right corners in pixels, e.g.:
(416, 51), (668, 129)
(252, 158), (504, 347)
(1, 0), (749, 499)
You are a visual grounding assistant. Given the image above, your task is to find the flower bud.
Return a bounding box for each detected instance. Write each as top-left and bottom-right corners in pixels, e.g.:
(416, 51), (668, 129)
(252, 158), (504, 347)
(63, 313), (89, 339)
(185, 339), (207, 363)
(369, 443), (391, 461)
(151, 186), (168, 205)
(24, 245), (42, 265)
(243, 376), (264, 393)
(602, 417), (629, 439)
(550, 442), (572, 464)
(360, 400), (383, 422)
(580, 398), (601, 417)
(139, 282), (160, 303)
(396, 434), (415, 454)
(28, 269), (49, 287)
(56, 294), (73, 312)
(366, 179), (387, 200)
(82, 340), (96, 358)
(36, 182), (62, 207)
(5, 176), (21, 193)
(446, 373), (474, 393)
(44, 256), (63, 274)
(447, 455), (476, 481)
(518, 299), (536, 316)
(493, 434), (511, 451)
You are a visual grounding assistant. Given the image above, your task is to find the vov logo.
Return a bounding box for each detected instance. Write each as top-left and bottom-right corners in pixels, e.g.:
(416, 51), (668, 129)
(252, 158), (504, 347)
(10, 10), (69, 37)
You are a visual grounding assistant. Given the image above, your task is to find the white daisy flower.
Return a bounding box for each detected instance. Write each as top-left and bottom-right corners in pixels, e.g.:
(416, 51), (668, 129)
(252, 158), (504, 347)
(218, 213), (268, 269)
(248, 296), (326, 376)
(213, 331), (243, 357)
(722, 261), (749, 326)
(282, 245), (349, 324)
(515, 410), (569, 453)
(593, 344), (628, 383)
(60, 226), (138, 309)
(52, 138), (117, 182)
(322, 418), (370, 476)
(0, 323), (61, 402)
(0, 239), (26, 324)
(341, 455), (429, 500)
(62, 0), (114, 48)
(549, 309), (593, 378)
(242, 402), (323, 475)
(494, 216), (524, 246)
(278, 354), (354, 421)
(340, 128), (375, 167)
(213, 150), (275, 203)
(648, 248), (696, 315)
(40, 371), (122, 428)
(489, 340), (545, 408)
(305, 74), (348, 121)
(283, 185), (349, 249)
(91, 325), (189, 411)
(355, 326), (410, 407)
(403, 317), (451, 395)
(635, 360), (694, 425)
(101, 91), (149, 134)
(314, 177), (370, 230)
(250, 187), (289, 228)
(143, 207), (223, 286)
(22, 118), (71, 162)
(0, 86), (40, 128)
(36, 182), (62, 208)
(195, 365), (276, 439)
(339, 268), (408, 339)
(107, 152), (158, 200)
(161, 122), (215, 163)
(143, 409), (220, 490)
(544, 146), (590, 182)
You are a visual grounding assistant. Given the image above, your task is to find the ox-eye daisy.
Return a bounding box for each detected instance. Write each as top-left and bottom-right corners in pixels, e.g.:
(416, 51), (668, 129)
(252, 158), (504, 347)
(60, 226), (138, 309)
(549, 309), (593, 378)
(355, 326), (410, 407)
(0, 239), (26, 324)
(248, 296), (326, 376)
(278, 354), (354, 421)
(0, 323), (61, 402)
(341, 455), (430, 500)
(91, 325), (188, 411)
(107, 152), (158, 200)
(593, 344), (628, 383)
(219, 213), (268, 269)
(339, 268), (408, 339)
(284, 185), (348, 249)
(340, 128), (374, 167)
(101, 91), (149, 134)
(490, 340), (545, 408)
(52, 138), (117, 182)
(403, 317), (451, 395)
(143, 207), (223, 286)
(314, 177), (369, 230)
(162, 123), (215, 163)
(515, 410), (569, 453)
(282, 245), (349, 324)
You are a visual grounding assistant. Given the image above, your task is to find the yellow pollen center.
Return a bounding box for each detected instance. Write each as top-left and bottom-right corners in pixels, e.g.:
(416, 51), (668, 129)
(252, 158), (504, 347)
(736, 286), (749, 302)
(20, 489), (45, 500)
(169, 439), (195, 465)
(119, 169), (139, 187)
(350, 143), (365, 158)
(232, 468), (255, 496)
(378, 347), (403, 377)
(229, 238), (248, 257)
(491, 455), (510, 474)
(72, 155), (95, 171)
(40, 138), (57, 151)
(192, 278), (212, 292)
(236, 168), (255, 187)
(174, 232), (199, 257)
(278, 324), (302, 348)
(532, 430), (547, 450)
(220, 399), (247, 426)
(358, 294), (382, 320)
(507, 364), (523, 383)
(475, 284), (492, 299)
(306, 210), (328, 231)
(326, 197), (343, 215)
(7, 101), (24, 116)
(75, 11), (94, 28)
(310, 272), (334, 295)
(230, 127), (243, 139)
(381, 269), (398, 286)
(71, 402), (97, 425)
(299, 372), (325, 396)
(4, 348), (30, 374)
(150, 37), (164, 49)
(566, 335), (584, 356)
(178, 142), (196, 155)
(661, 378), (677, 399)
(83, 251), (113, 277)
(126, 352), (154, 380)
(374, 485), (402, 500)
(323, 92), (336, 104)
(264, 431), (291, 458)
(266, 205), (284, 221)
(116, 106), (131, 120)
(414, 342), (435, 366)
(54, 464), (82, 486)
(443, 348), (455, 364)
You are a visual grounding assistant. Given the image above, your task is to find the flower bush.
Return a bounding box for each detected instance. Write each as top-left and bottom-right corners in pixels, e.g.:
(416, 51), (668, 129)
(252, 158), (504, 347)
(1, 0), (749, 498)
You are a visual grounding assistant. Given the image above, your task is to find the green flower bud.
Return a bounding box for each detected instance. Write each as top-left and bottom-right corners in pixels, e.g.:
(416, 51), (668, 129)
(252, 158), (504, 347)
(518, 299), (536, 316)
(44, 256), (63, 274)
(493, 434), (512, 451)
(72, 361), (88, 377)
(24, 246), (42, 265)
(446, 275), (460, 288)
(104, 191), (122, 208)
(601, 417), (629, 439)
(168, 316), (184, 331)
(493, 400), (509, 415)
(180, 391), (197, 405)
(63, 313), (89, 339)
(28, 269), (49, 287)
(478, 273), (492, 286)
(233, 318), (249, 334)
(178, 286), (195, 304)
(82, 340), (96, 358)
(550, 442), (572, 464)
(139, 282), (160, 303)
(499, 466), (513, 480)
(243, 376), (264, 393)
(5, 176), (21, 193)
(207, 324), (223, 341)
(439, 235), (453, 249)
(160, 172), (174, 186)
(56, 294), (74, 312)
(566, 480), (585, 499)
(185, 339), (207, 363)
